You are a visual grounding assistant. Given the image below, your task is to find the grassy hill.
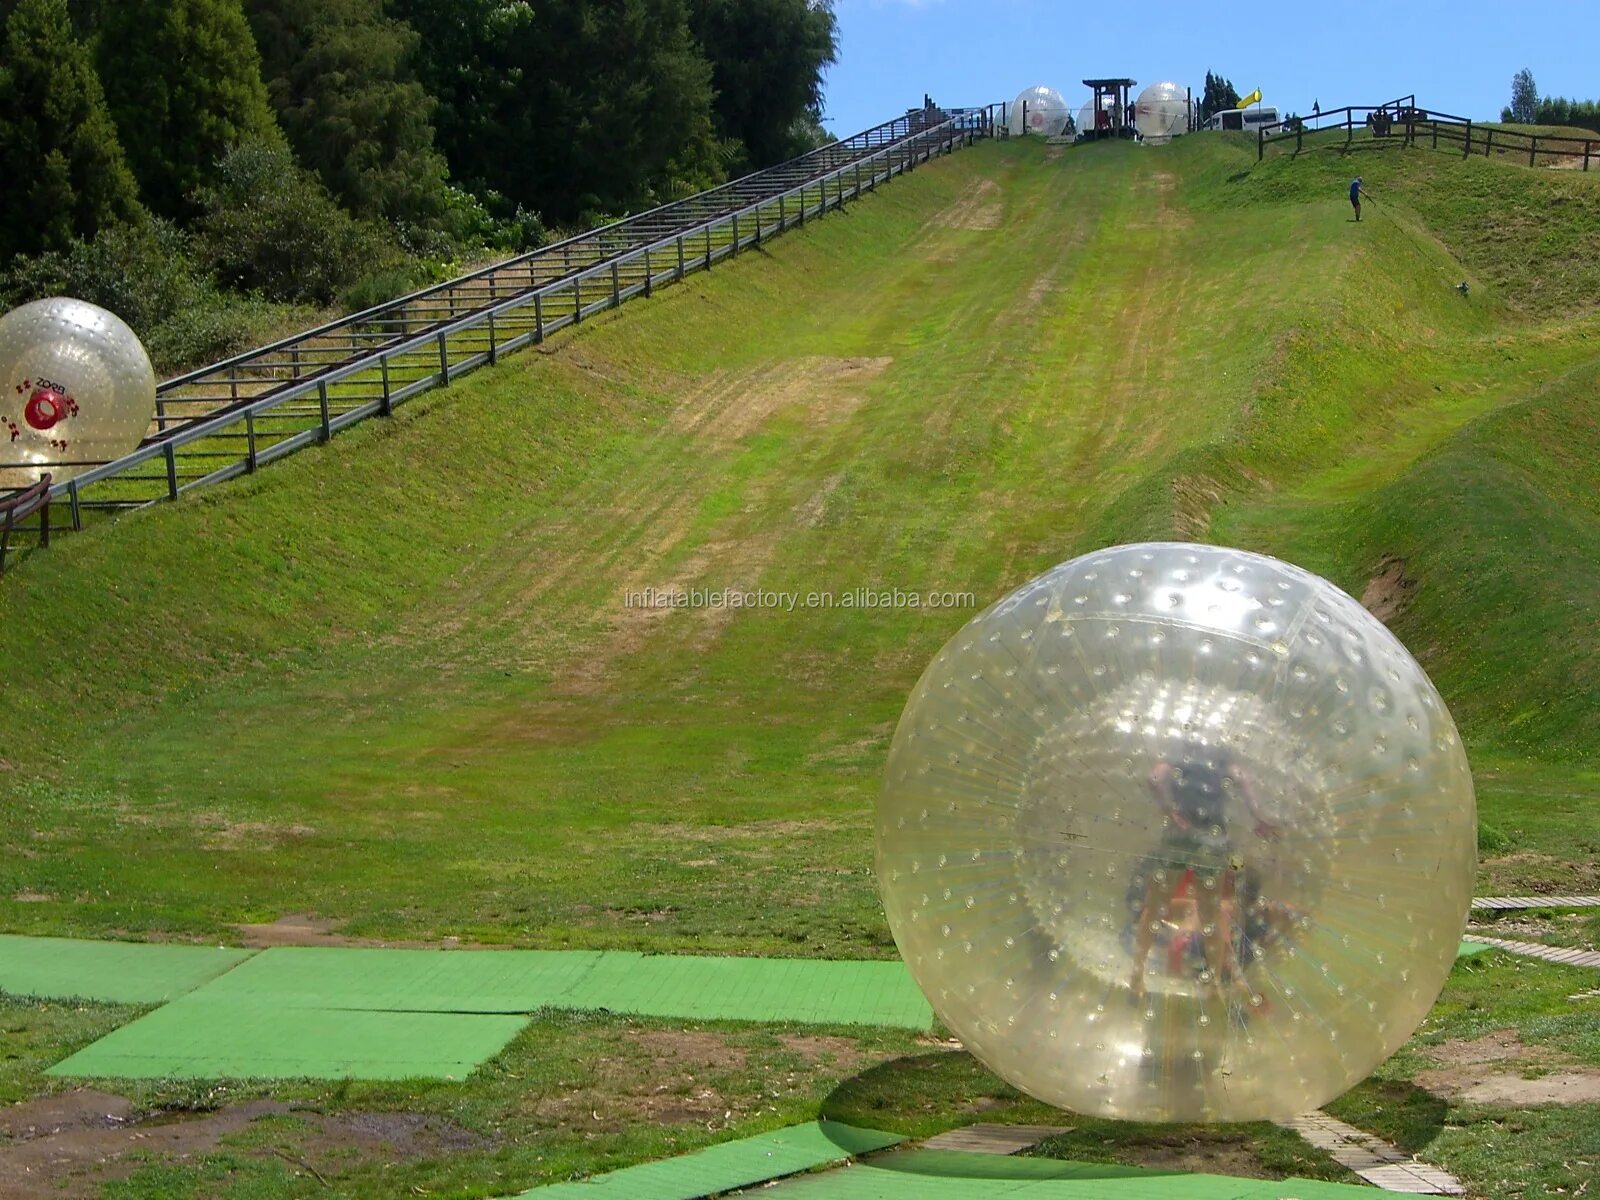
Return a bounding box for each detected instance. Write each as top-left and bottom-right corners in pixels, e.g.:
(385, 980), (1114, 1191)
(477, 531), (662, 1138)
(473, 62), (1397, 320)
(4, 130), (1600, 944)
(2, 126), (1599, 1200)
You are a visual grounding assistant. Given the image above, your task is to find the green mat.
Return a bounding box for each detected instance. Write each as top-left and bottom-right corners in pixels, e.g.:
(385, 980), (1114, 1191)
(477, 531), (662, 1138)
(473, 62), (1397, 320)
(47, 994), (526, 1081)
(1457, 940), (1496, 959)
(767, 1150), (1379, 1198)
(172, 946), (933, 1029)
(507, 1121), (903, 1199)
(0, 934), (254, 1004)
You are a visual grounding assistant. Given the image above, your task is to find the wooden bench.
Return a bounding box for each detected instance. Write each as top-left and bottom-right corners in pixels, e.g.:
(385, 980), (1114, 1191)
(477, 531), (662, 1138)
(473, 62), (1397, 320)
(0, 474), (51, 573)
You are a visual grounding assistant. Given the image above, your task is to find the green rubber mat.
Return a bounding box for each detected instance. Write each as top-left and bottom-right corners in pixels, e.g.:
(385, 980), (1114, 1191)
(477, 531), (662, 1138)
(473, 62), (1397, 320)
(47, 994), (525, 1081)
(188, 947), (608, 1012)
(168, 947), (933, 1029)
(567, 955), (933, 1028)
(507, 1121), (903, 1198)
(0, 934), (254, 1003)
(1457, 940), (1496, 959)
(766, 1150), (1379, 1198)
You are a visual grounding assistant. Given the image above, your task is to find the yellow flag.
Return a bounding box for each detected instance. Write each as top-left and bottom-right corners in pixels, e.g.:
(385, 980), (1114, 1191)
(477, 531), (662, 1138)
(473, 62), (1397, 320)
(1237, 89), (1263, 109)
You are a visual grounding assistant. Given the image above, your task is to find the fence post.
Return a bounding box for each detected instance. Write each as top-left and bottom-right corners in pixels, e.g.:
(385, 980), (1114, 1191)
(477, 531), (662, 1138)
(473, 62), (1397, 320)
(1586, 141), (1593, 172)
(1432, 121), (1438, 150)
(704, 225), (713, 267)
(38, 497), (48, 550)
(611, 261), (621, 306)
(68, 478), (81, 532)
(1484, 128), (1493, 158)
(437, 333), (450, 385)
(1296, 122), (1303, 153)
(164, 441), (178, 500)
(1529, 137), (1537, 167)
(677, 234), (687, 277)
(246, 411), (258, 472)
(1463, 120), (1472, 157)
(1346, 109), (1353, 148)
(731, 213), (740, 255)
(318, 380), (332, 440)
(572, 278), (582, 323)
(534, 292), (545, 344)
(1258, 125), (1264, 161)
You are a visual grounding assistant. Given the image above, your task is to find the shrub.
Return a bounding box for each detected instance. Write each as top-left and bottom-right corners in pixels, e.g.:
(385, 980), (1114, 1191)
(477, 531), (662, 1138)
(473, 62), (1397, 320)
(0, 218), (200, 332)
(191, 139), (400, 305)
(340, 267), (430, 314)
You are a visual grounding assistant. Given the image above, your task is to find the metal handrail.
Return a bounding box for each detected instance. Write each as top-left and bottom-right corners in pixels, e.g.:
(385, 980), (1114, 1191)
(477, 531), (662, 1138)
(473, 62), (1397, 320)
(33, 106), (995, 530)
(149, 108), (984, 427)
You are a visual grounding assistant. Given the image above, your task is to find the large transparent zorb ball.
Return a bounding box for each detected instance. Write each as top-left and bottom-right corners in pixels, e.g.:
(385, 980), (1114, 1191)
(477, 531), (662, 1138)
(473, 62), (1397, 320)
(0, 298), (155, 488)
(1136, 82), (1189, 144)
(1008, 86), (1071, 138)
(878, 543), (1476, 1122)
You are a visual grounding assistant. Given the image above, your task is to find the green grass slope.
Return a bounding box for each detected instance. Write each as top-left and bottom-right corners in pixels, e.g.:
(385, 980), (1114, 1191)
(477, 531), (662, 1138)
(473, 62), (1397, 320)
(3, 132), (1599, 948)
(4, 130), (1600, 1200)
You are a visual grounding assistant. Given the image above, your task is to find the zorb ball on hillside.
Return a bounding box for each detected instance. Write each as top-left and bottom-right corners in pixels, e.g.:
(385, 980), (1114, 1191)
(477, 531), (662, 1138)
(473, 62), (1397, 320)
(878, 543), (1476, 1122)
(0, 298), (155, 488)
(1008, 86), (1071, 138)
(1136, 82), (1189, 144)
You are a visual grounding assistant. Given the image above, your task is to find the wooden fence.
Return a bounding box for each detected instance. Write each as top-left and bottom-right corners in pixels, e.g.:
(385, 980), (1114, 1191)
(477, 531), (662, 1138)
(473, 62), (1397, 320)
(1259, 102), (1597, 171)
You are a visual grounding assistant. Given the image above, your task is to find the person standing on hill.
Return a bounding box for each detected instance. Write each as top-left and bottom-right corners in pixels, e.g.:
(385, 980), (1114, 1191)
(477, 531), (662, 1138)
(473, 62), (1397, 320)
(1349, 177), (1364, 221)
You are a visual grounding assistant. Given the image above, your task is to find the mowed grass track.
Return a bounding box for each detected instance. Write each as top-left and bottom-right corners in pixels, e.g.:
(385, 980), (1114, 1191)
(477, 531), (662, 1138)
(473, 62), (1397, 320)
(3, 134), (1600, 952)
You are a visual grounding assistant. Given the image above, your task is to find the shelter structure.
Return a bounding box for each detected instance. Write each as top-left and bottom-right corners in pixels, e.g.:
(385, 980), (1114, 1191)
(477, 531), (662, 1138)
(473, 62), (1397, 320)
(1081, 78), (1137, 139)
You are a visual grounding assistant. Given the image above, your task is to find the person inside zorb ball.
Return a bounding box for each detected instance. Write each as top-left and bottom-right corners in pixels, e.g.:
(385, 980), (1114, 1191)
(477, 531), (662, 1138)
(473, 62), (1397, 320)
(877, 542), (1476, 1123)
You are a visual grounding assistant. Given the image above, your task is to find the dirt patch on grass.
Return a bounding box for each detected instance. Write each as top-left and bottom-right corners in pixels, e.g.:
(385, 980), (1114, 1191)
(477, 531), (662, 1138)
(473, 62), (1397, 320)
(532, 1028), (753, 1132)
(1419, 1068), (1600, 1106)
(0, 1091), (489, 1198)
(1480, 851), (1600, 894)
(1362, 555), (1416, 624)
(628, 818), (849, 845)
(670, 356), (890, 447)
(1118, 1135), (1279, 1178)
(233, 912), (351, 947)
(933, 176), (1003, 231)
(194, 814), (316, 852)
(1416, 1029), (1600, 1105)
(1172, 474), (1226, 538)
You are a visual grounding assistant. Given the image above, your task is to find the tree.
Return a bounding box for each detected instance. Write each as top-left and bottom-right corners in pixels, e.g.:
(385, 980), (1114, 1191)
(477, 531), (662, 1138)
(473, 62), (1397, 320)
(687, 0), (836, 169)
(1503, 68), (1538, 124)
(243, 0), (448, 225)
(0, 0), (142, 259)
(1532, 94), (1600, 134)
(94, 0), (282, 217)
(1200, 70), (1240, 122)
(394, 0), (721, 223)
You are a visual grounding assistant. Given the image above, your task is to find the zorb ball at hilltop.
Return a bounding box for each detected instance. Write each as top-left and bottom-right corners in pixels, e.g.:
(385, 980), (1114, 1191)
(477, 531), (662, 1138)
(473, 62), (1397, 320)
(1008, 85), (1070, 138)
(878, 543), (1476, 1122)
(1136, 81), (1189, 144)
(0, 298), (155, 488)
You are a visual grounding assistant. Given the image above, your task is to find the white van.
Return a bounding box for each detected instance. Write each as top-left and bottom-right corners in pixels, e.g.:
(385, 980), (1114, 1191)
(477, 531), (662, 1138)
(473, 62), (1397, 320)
(1204, 107), (1279, 132)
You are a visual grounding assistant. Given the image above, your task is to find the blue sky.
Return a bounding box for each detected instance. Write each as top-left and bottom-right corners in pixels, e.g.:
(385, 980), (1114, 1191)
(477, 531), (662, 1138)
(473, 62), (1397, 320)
(821, 0), (1600, 134)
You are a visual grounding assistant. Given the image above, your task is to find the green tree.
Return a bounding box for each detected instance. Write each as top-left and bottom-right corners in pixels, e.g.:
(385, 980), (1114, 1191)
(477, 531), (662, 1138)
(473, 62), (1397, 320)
(0, 0), (141, 258)
(394, 0), (721, 223)
(244, 0), (448, 224)
(1532, 95), (1600, 134)
(687, 0), (836, 169)
(1200, 70), (1240, 122)
(1503, 67), (1538, 124)
(94, 0), (282, 217)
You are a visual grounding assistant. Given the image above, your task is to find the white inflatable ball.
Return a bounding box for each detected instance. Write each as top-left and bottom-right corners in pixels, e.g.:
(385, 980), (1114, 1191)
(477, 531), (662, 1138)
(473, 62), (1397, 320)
(0, 298), (156, 488)
(878, 543), (1476, 1122)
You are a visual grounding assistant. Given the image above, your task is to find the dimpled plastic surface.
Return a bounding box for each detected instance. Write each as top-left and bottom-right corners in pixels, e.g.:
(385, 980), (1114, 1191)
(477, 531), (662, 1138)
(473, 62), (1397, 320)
(0, 297), (155, 487)
(877, 543), (1476, 1122)
(1135, 82), (1189, 143)
(1009, 86), (1071, 138)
